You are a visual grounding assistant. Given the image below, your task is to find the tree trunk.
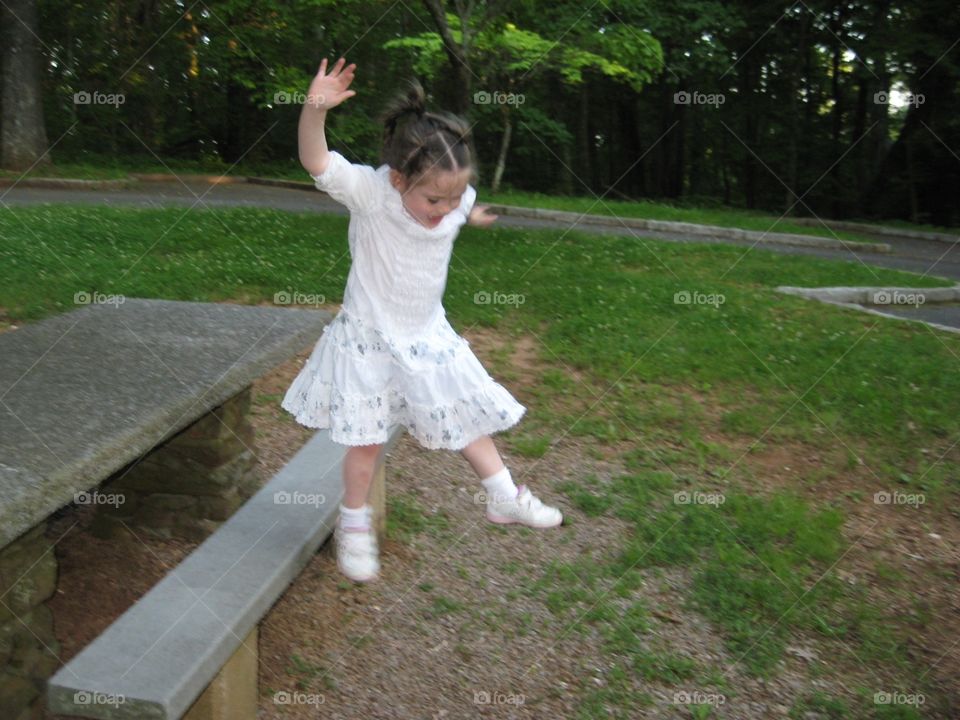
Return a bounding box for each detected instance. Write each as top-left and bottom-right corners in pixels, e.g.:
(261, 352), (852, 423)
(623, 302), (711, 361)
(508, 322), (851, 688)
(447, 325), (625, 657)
(632, 96), (648, 196)
(560, 143), (574, 195)
(688, 106), (702, 198)
(800, 17), (815, 200)
(671, 92), (685, 199)
(491, 108), (512, 193)
(784, 12), (809, 215)
(829, 4), (845, 216)
(905, 134), (918, 223)
(578, 83), (592, 191)
(421, 0), (472, 116)
(1, 0), (51, 170)
(740, 59), (758, 209)
(720, 129), (731, 205)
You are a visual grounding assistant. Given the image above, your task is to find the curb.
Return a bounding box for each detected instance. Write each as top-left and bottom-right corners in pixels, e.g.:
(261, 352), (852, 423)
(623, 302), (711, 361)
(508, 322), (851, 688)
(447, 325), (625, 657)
(776, 284), (960, 336)
(129, 172), (249, 184)
(789, 217), (959, 246)
(0, 177), (135, 190)
(487, 204), (893, 254)
(776, 284), (960, 304)
(246, 176), (315, 191)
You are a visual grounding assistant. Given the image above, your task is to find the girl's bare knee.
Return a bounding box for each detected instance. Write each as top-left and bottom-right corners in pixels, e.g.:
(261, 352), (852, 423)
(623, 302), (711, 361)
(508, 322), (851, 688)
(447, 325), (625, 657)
(347, 443), (382, 460)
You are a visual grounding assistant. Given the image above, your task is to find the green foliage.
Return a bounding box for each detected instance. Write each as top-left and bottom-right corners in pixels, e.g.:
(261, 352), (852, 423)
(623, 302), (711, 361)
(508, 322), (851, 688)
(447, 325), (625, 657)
(384, 16), (662, 91)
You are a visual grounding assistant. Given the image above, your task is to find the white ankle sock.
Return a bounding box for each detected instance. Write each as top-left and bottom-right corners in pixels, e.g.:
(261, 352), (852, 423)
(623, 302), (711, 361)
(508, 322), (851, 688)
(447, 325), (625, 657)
(481, 466), (519, 503)
(340, 503), (372, 531)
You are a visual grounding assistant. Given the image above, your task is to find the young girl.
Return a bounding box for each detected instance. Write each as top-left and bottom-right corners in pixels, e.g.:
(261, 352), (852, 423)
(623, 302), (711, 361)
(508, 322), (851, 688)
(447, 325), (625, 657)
(281, 57), (562, 583)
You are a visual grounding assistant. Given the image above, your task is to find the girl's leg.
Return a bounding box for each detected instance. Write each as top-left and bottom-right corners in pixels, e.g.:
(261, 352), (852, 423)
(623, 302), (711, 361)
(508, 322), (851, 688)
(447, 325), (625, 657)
(459, 434), (505, 479)
(342, 443), (383, 508)
(461, 435), (563, 527)
(338, 443), (383, 583)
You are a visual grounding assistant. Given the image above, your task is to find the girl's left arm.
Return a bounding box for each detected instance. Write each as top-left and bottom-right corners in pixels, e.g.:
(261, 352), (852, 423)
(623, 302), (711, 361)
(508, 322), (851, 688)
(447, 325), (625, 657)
(468, 204), (499, 227)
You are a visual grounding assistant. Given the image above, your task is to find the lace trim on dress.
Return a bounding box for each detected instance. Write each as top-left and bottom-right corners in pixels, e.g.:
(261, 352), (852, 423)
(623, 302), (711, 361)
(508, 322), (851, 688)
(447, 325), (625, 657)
(282, 376), (525, 450)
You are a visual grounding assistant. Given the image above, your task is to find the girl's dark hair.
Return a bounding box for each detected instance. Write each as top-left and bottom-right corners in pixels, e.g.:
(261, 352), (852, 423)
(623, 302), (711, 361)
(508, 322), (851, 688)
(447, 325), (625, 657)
(380, 79), (474, 185)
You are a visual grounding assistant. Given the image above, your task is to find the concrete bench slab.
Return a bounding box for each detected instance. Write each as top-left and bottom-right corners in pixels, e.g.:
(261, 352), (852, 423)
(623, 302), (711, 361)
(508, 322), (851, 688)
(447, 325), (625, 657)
(0, 298), (329, 548)
(46, 424), (403, 719)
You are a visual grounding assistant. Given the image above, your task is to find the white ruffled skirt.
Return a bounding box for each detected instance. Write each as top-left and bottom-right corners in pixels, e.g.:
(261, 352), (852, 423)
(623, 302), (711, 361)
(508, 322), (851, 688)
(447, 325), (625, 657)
(281, 308), (526, 450)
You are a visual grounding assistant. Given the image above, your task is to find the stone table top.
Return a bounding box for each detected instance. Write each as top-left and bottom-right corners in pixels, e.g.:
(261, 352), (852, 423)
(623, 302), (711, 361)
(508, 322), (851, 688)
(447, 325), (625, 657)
(0, 298), (330, 547)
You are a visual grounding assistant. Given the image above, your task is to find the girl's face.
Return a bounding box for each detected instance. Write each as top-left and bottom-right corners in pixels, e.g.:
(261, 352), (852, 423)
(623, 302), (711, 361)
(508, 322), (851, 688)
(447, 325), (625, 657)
(390, 167), (471, 228)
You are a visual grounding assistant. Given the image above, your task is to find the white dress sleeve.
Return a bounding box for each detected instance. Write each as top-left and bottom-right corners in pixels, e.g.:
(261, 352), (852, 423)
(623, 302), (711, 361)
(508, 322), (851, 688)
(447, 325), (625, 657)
(311, 151), (382, 214)
(457, 184), (478, 219)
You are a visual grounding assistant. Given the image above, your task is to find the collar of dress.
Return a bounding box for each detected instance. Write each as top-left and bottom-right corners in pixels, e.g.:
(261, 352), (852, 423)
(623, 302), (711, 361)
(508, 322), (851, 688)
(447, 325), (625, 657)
(376, 164), (454, 238)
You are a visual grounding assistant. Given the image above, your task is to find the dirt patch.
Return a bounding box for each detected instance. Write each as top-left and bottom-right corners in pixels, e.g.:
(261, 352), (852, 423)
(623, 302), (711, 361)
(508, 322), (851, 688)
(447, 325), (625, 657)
(0, 306), (18, 334)
(737, 438), (960, 701)
(460, 324), (549, 390)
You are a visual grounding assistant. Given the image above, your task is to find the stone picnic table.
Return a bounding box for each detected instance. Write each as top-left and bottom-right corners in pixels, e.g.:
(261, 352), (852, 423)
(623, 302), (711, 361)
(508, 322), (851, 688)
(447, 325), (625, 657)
(0, 297), (329, 719)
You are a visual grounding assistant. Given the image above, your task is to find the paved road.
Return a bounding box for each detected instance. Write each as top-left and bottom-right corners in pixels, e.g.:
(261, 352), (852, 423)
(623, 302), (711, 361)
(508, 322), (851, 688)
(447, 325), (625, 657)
(4, 180), (959, 329)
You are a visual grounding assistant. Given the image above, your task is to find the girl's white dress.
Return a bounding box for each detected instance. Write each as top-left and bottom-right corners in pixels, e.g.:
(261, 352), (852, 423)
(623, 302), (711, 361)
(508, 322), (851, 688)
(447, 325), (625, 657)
(281, 151), (525, 450)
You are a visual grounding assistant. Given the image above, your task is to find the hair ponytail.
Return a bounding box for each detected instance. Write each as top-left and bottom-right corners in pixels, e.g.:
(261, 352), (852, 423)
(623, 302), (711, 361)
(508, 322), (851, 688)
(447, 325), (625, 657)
(380, 78), (426, 151)
(380, 79), (473, 184)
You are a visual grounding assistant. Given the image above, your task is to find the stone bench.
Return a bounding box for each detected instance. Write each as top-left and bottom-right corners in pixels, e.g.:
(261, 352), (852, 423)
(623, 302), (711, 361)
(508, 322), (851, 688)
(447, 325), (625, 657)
(46, 424), (403, 719)
(0, 298), (331, 718)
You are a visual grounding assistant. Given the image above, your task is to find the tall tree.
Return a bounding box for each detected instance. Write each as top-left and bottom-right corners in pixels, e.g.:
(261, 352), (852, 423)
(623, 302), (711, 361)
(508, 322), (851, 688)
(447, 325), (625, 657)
(1, 0), (50, 170)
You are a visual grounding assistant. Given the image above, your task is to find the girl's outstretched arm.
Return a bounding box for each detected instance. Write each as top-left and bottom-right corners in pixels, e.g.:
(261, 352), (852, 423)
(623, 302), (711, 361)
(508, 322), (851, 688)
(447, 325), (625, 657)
(468, 204), (499, 227)
(298, 57), (357, 177)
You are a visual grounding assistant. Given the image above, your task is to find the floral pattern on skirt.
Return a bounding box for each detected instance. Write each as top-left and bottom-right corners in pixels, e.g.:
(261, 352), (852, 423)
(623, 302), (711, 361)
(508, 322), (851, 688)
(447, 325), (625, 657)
(281, 309), (525, 450)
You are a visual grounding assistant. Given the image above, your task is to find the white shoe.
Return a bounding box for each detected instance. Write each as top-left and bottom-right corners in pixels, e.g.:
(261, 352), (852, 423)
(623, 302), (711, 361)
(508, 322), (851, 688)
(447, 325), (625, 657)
(486, 484), (563, 528)
(335, 523), (380, 582)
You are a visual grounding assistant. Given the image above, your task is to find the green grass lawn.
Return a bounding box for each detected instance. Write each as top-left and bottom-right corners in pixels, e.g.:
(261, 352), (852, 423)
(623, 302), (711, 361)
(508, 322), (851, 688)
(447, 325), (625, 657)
(1, 205), (956, 718)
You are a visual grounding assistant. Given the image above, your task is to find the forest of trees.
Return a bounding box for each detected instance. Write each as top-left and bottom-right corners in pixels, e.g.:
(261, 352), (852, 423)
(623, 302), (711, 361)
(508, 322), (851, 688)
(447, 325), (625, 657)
(2, 0), (958, 226)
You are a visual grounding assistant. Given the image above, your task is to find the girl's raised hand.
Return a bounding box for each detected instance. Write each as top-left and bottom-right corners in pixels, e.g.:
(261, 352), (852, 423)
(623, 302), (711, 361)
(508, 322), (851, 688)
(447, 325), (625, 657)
(306, 57), (357, 111)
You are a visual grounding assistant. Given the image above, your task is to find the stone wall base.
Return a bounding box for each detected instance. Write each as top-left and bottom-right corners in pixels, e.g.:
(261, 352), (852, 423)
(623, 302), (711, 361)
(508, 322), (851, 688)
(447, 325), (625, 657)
(0, 521), (59, 720)
(92, 387), (261, 541)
